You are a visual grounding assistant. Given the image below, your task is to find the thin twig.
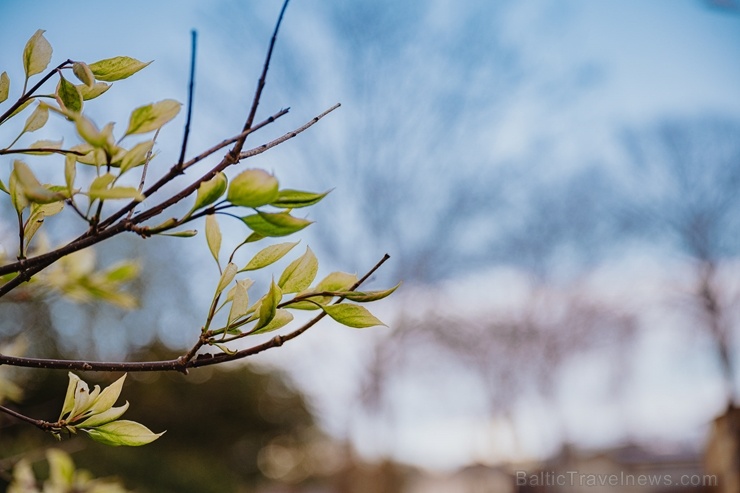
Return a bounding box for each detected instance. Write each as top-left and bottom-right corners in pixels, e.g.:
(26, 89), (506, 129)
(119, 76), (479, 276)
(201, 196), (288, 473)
(177, 30), (198, 168)
(0, 60), (73, 125)
(0, 404), (50, 431)
(230, 0), (291, 159)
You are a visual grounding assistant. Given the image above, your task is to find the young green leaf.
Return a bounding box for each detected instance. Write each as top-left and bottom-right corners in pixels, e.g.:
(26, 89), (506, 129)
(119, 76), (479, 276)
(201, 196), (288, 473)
(271, 189), (331, 209)
(75, 402), (129, 428)
(227, 279), (250, 326)
(24, 201), (64, 248)
(216, 262), (238, 294)
(22, 103), (49, 134)
(191, 172), (227, 212)
(278, 247), (318, 294)
(0, 72), (9, 103)
(240, 241), (299, 272)
(26, 139), (63, 155)
(6, 99), (33, 123)
(72, 61), (95, 87)
(120, 140), (154, 173)
(23, 30), (53, 79)
(77, 81), (110, 100)
(55, 75), (83, 113)
(0, 179), (8, 194)
(124, 99), (181, 136)
(83, 420), (164, 446)
(242, 211), (312, 237)
(226, 169), (279, 208)
(341, 283), (401, 302)
(64, 154), (76, 193)
(321, 304), (386, 328)
(47, 448), (75, 486)
(316, 271), (359, 292)
(88, 56), (152, 82)
(251, 309), (293, 335)
(13, 160), (64, 204)
(85, 374), (126, 416)
(205, 214), (222, 265)
(59, 372), (84, 420)
(74, 114), (110, 148)
(254, 279), (282, 331)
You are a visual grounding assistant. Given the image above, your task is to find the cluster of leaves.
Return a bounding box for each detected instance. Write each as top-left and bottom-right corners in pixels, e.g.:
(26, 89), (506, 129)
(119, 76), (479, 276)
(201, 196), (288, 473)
(50, 373), (162, 446)
(9, 448), (129, 493)
(0, 25), (396, 452)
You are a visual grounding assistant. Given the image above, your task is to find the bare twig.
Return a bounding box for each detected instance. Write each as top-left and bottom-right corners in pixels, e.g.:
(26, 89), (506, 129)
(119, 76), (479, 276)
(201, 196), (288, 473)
(177, 30), (198, 168)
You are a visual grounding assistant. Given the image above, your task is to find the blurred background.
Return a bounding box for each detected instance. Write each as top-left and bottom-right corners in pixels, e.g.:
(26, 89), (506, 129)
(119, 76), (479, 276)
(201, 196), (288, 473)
(1, 0), (740, 491)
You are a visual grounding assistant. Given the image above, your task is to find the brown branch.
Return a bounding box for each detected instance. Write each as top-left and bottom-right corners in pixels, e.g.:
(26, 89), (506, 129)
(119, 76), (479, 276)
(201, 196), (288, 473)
(0, 404), (53, 431)
(0, 60), (73, 125)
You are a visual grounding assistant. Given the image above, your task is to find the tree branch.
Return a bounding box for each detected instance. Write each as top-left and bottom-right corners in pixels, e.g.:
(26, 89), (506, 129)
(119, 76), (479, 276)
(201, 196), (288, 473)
(0, 254), (391, 373)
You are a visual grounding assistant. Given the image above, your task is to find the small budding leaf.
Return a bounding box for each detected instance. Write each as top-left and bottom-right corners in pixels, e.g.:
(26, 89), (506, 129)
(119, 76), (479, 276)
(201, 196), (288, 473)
(192, 172), (227, 212)
(251, 309), (293, 335)
(228, 280), (250, 326)
(322, 304), (386, 329)
(342, 283), (402, 302)
(77, 81), (110, 100)
(205, 215), (222, 265)
(124, 99), (181, 136)
(242, 211), (312, 237)
(84, 420), (164, 447)
(240, 241), (299, 272)
(278, 247), (318, 294)
(89, 56), (152, 82)
(55, 75), (83, 113)
(216, 262), (238, 294)
(23, 30), (53, 79)
(0, 72), (10, 103)
(22, 103), (49, 134)
(271, 189), (331, 209)
(120, 140), (154, 173)
(227, 169), (279, 208)
(255, 279), (282, 331)
(72, 61), (95, 87)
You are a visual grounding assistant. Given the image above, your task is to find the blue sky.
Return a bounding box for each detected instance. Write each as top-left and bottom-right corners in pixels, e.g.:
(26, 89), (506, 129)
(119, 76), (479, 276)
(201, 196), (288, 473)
(2, 0), (740, 470)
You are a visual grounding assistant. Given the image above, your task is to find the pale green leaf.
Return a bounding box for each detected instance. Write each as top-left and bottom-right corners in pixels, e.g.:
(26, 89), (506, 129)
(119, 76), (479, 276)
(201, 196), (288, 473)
(205, 214), (221, 265)
(77, 81), (110, 100)
(74, 114), (109, 148)
(6, 99), (33, 122)
(192, 172), (227, 212)
(55, 75), (83, 113)
(23, 139), (63, 155)
(23, 30), (52, 78)
(64, 153), (76, 192)
(24, 201), (64, 247)
(342, 283), (401, 302)
(271, 189), (331, 209)
(0, 72), (9, 103)
(255, 279), (281, 331)
(103, 262), (139, 283)
(8, 170), (28, 212)
(251, 309), (293, 335)
(83, 420), (164, 446)
(158, 229), (197, 237)
(316, 272), (359, 292)
(242, 211), (312, 237)
(278, 246), (318, 294)
(216, 262), (238, 294)
(227, 279), (250, 326)
(0, 179), (8, 194)
(88, 186), (144, 201)
(120, 140), (154, 173)
(13, 160), (64, 204)
(22, 103), (49, 133)
(76, 402), (129, 428)
(72, 61), (95, 87)
(124, 99), (181, 136)
(86, 374), (126, 416)
(322, 303), (386, 329)
(59, 372), (83, 420)
(89, 56), (151, 82)
(89, 172), (116, 191)
(240, 241), (299, 272)
(47, 448), (75, 486)
(226, 169), (279, 208)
